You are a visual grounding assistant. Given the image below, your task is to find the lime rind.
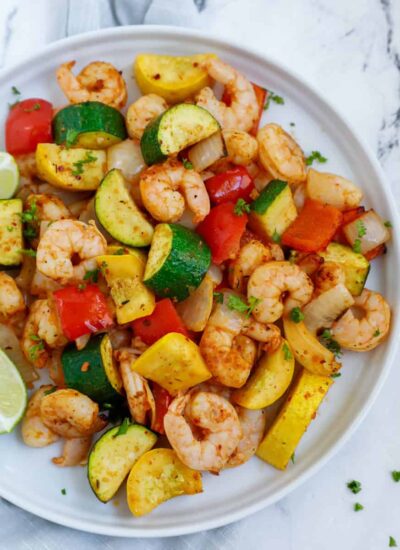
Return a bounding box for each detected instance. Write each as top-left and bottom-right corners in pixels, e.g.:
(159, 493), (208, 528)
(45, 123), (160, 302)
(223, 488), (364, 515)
(0, 347), (27, 434)
(0, 152), (19, 199)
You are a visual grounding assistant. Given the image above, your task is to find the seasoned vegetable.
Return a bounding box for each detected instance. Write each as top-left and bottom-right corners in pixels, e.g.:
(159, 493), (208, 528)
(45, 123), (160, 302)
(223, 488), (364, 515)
(62, 334), (122, 404)
(0, 199), (23, 266)
(95, 169), (153, 247)
(176, 275), (214, 332)
(140, 104), (220, 165)
(343, 209), (390, 255)
(233, 339), (295, 409)
(132, 298), (189, 345)
(6, 98), (53, 155)
(53, 101), (127, 149)
(187, 131), (226, 172)
(88, 423), (157, 502)
(303, 284), (354, 334)
(36, 144), (106, 191)
(132, 332), (211, 395)
(134, 53), (215, 103)
(256, 369), (333, 469)
(126, 448), (202, 516)
(319, 242), (370, 296)
(143, 223), (211, 301)
(205, 166), (254, 205)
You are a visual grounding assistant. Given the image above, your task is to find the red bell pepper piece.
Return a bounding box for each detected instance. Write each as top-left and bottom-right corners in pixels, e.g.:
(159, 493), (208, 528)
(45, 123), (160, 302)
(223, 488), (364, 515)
(6, 98), (53, 155)
(151, 382), (172, 434)
(222, 82), (267, 136)
(132, 298), (189, 345)
(282, 199), (343, 253)
(196, 202), (248, 264)
(53, 284), (113, 341)
(205, 166), (255, 205)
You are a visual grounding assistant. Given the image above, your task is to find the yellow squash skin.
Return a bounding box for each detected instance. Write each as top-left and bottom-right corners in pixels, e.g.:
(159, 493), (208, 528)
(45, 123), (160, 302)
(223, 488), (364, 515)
(97, 254), (155, 324)
(232, 339), (295, 409)
(127, 448), (202, 517)
(36, 143), (106, 191)
(132, 332), (212, 395)
(256, 369), (333, 469)
(134, 53), (216, 104)
(283, 318), (341, 376)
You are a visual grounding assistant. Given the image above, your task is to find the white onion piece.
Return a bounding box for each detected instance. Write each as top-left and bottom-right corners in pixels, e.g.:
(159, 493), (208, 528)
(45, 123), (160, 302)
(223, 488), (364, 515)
(303, 284), (354, 334)
(178, 208), (197, 230)
(293, 183), (306, 211)
(37, 183), (91, 205)
(207, 263), (223, 286)
(343, 210), (390, 254)
(188, 132), (226, 172)
(79, 198), (112, 242)
(0, 323), (38, 384)
(176, 275), (214, 332)
(107, 139), (146, 183)
(306, 169), (363, 211)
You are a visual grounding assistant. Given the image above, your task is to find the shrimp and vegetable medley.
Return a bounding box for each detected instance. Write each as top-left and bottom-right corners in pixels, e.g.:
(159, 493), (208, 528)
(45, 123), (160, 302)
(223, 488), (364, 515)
(0, 53), (392, 517)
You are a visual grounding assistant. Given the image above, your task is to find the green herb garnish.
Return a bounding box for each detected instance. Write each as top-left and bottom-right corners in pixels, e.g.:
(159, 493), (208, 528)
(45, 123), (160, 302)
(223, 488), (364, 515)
(354, 502), (364, 512)
(373, 329), (381, 337)
(272, 229), (281, 243)
(19, 248), (37, 258)
(61, 488), (67, 496)
(44, 387), (57, 396)
(227, 294), (260, 317)
(283, 343), (293, 361)
(353, 239), (362, 254)
(290, 122), (296, 127)
(356, 219), (367, 238)
(29, 340), (44, 361)
(305, 151), (328, 166)
(389, 536), (397, 548)
(331, 372), (342, 379)
(392, 471), (400, 482)
(290, 453), (295, 464)
(347, 480), (362, 494)
(114, 248), (125, 255)
(182, 158), (193, 170)
(6, 226), (13, 232)
(384, 220), (393, 228)
(115, 417), (131, 437)
(23, 102), (41, 113)
(290, 307), (304, 323)
(213, 291), (224, 304)
(20, 201), (38, 224)
(234, 198), (251, 216)
(263, 90), (285, 110)
(71, 152), (97, 176)
(11, 86), (21, 95)
(321, 329), (342, 358)
(83, 268), (100, 283)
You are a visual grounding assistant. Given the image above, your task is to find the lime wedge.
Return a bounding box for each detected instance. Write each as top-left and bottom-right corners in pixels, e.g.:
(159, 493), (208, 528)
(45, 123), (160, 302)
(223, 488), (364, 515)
(0, 347), (27, 433)
(0, 152), (19, 199)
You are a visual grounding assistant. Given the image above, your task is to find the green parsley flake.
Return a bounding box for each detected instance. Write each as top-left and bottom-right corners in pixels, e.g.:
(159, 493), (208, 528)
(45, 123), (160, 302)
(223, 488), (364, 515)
(283, 343), (293, 361)
(61, 488), (67, 496)
(11, 86), (21, 95)
(290, 453), (295, 464)
(353, 239), (362, 254)
(114, 248), (125, 255)
(227, 294), (260, 318)
(331, 372), (342, 379)
(44, 387), (57, 396)
(72, 152), (97, 176)
(290, 122), (296, 127)
(290, 307), (304, 323)
(29, 340), (44, 361)
(321, 329), (342, 358)
(354, 502), (364, 512)
(347, 480), (362, 494)
(23, 103), (41, 113)
(213, 291), (224, 304)
(389, 536), (397, 548)
(272, 229), (281, 243)
(115, 417), (131, 437)
(305, 151), (328, 166)
(83, 268), (100, 283)
(392, 471), (400, 482)
(356, 219), (367, 238)
(384, 220), (393, 228)
(182, 158), (193, 170)
(373, 329), (381, 337)
(20, 201), (38, 224)
(19, 248), (37, 258)
(234, 198), (251, 216)
(6, 226), (13, 232)
(263, 90), (285, 110)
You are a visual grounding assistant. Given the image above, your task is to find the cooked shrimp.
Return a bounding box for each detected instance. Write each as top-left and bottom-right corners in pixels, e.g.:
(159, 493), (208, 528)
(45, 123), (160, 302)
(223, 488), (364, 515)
(164, 391), (242, 473)
(14, 153), (38, 180)
(26, 194), (71, 223)
(52, 436), (92, 467)
(0, 272), (25, 320)
(257, 124), (307, 185)
(196, 57), (258, 132)
(331, 289), (390, 351)
(56, 61), (127, 109)
(36, 219), (107, 283)
(242, 319), (282, 353)
(140, 160), (210, 223)
(226, 408), (266, 467)
(222, 130), (258, 165)
(40, 389), (107, 438)
(307, 169), (363, 211)
(295, 252), (324, 276)
(21, 299), (67, 368)
(248, 261), (313, 323)
(116, 348), (155, 425)
(126, 94), (168, 139)
(313, 262), (345, 296)
(229, 240), (278, 293)
(21, 386), (59, 448)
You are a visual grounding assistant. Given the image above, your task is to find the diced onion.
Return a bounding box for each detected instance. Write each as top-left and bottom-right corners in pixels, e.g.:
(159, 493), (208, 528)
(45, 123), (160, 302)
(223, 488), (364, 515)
(176, 275), (214, 331)
(307, 169), (363, 211)
(303, 284), (354, 334)
(207, 263), (223, 286)
(79, 198), (112, 242)
(343, 210), (390, 254)
(188, 131), (226, 172)
(107, 139), (146, 183)
(0, 323), (38, 385)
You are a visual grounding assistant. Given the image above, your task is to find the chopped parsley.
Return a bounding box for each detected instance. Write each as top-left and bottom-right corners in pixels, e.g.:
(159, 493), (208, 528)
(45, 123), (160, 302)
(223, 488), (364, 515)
(9, 86), (21, 109)
(331, 372), (342, 379)
(30, 334), (41, 341)
(234, 198), (251, 216)
(29, 340), (44, 361)
(354, 502), (364, 512)
(247, 296), (261, 316)
(272, 229), (281, 243)
(113, 248), (125, 255)
(6, 226), (13, 232)
(20, 201), (38, 224)
(373, 329), (381, 337)
(392, 471), (400, 482)
(77, 283), (86, 291)
(227, 294), (260, 317)
(11, 86), (21, 96)
(356, 219), (367, 238)
(283, 343), (293, 361)
(23, 102), (41, 113)
(305, 151), (328, 166)
(263, 90), (285, 110)
(290, 453), (295, 464)
(65, 129), (79, 148)
(384, 220), (393, 228)
(347, 480), (362, 494)
(61, 488), (67, 496)
(19, 248), (37, 258)
(83, 268), (100, 283)
(23, 225), (37, 239)
(182, 158), (193, 170)
(115, 417), (131, 437)
(290, 307), (304, 323)
(389, 537), (397, 548)
(353, 239), (362, 253)
(213, 291), (224, 304)
(290, 122), (296, 127)
(44, 387), (57, 396)
(321, 329), (342, 358)
(71, 152), (97, 176)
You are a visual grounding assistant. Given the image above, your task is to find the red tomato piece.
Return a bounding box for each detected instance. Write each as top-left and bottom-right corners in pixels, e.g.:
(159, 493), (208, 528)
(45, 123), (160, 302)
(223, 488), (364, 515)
(6, 98), (53, 155)
(151, 382), (173, 434)
(132, 298), (189, 346)
(53, 284), (114, 341)
(205, 166), (254, 205)
(196, 202), (248, 264)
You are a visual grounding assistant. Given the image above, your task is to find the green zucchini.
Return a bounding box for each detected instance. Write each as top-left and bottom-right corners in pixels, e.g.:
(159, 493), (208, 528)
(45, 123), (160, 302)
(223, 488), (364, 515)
(140, 103), (220, 165)
(62, 334), (122, 404)
(249, 179), (297, 241)
(95, 169), (153, 247)
(0, 199), (23, 266)
(319, 242), (370, 296)
(143, 223), (211, 301)
(53, 102), (127, 150)
(88, 422), (157, 502)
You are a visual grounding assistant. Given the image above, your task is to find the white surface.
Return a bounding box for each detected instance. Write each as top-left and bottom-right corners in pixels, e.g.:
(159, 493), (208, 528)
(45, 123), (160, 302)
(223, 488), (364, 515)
(0, 1), (399, 549)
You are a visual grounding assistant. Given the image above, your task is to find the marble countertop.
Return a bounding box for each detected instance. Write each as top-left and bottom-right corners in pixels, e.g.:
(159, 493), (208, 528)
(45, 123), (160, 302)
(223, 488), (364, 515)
(0, 1), (399, 549)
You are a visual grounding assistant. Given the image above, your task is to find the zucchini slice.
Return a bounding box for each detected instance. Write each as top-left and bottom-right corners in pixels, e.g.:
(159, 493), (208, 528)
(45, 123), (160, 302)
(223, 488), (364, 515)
(53, 101), (127, 150)
(62, 334), (122, 404)
(319, 242), (370, 296)
(0, 199), (23, 266)
(143, 223), (211, 301)
(249, 179), (297, 241)
(88, 422), (157, 502)
(95, 169), (153, 247)
(140, 104), (220, 165)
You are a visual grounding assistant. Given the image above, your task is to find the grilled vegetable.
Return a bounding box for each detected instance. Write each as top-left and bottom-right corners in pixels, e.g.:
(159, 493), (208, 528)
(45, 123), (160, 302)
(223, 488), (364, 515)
(303, 284), (354, 334)
(132, 298), (189, 345)
(319, 242), (370, 296)
(187, 131), (226, 172)
(0, 199), (23, 266)
(6, 98), (53, 155)
(176, 274), (214, 332)
(342, 209), (390, 255)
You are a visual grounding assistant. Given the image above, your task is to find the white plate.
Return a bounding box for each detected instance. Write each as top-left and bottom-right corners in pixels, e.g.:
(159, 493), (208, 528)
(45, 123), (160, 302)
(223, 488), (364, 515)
(0, 25), (399, 538)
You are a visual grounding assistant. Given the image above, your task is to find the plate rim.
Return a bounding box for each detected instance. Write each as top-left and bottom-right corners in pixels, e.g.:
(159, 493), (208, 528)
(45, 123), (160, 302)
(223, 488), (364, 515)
(0, 24), (399, 538)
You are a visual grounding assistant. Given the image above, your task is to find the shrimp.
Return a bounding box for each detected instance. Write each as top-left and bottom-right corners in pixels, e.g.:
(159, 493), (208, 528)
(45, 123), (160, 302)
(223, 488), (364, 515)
(196, 57), (258, 132)
(56, 61), (127, 109)
(126, 94), (168, 139)
(229, 240), (280, 293)
(295, 252), (324, 276)
(222, 130), (258, 166)
(140, 160), (210, 223)
(21, 386), (59, 448)
(52, 436), (92, 467)
(0, 272), (25, 320)
(21, 299), (67, 368)
(226, 408), (266, 467)
(313, 262), (345, 296)
(331, 289), (390, 351)
(242, 319), (282, 353)
(36, 219), (107, 283)
(25, 193), (71, 223)
(164, 391), (242, 473)
(116, 348), (155, 425)
(257, 124), (307, 185)
(14, 153), (38, 180)
(40, 388), (107, 438)
(248, 261), (313, 323)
